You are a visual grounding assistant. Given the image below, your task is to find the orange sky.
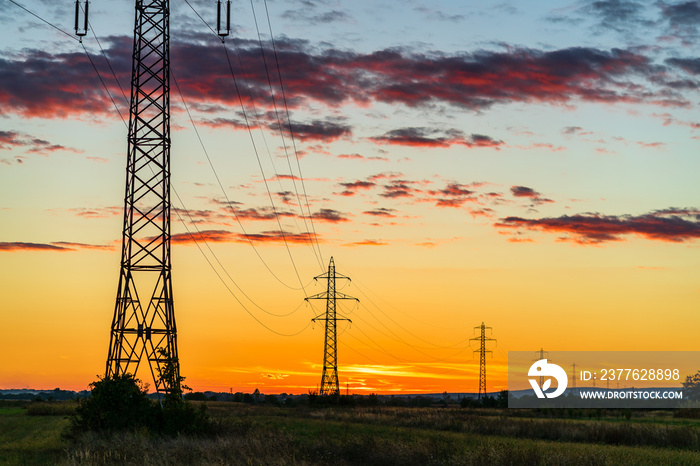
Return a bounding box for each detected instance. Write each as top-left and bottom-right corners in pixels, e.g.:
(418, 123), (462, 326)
(1, 0), (699, 395)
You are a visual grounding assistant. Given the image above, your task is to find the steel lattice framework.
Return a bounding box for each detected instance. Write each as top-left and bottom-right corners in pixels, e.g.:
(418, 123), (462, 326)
(306, 257), (357, 396)
(106, 0), (179, 395)
(470, 322), (495, 399)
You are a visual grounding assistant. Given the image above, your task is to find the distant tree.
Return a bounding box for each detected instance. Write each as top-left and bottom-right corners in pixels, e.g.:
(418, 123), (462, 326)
(460, 397), (477, 408)
(497, 390), (509, 409)
(253, 388), (261, 403)
(184, 392), (208, 401)
(682, 371), (700, 400)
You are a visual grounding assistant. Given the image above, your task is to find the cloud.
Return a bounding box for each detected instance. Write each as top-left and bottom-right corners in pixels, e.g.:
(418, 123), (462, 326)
(337, 153), (389, 162)
(343, 239), (388, 247)
(379, 179), (422, 199)
(272, 118), (352, 142)
(69, 206), (122, 219)
(659, 1), (700, 42)
(666, 57), (700, 74)
(363, 208), (397, 218)
(0, 47), (121, 118)
(0, 37), (684, 120)
(414, 6), (465, 22)
(370, 127), (503, 149)
(495, 207), (700, 244)
(0, 241), (113, 252)
(170, 229), (318, 244)
(510, 186), (554, 205)
(582, 0), (654, 33)
(338, 180), (376, 197)
(309, 208), (349, 223)
(282, 9), (351, 25)
(428, 183), (478, 208)
(0, 242), (71, 252)
(0, 130), (81, 155)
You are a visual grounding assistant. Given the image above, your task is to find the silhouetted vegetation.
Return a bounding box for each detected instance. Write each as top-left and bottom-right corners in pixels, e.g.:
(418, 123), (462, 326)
(69, 353), (212, 437)
(6, 396), (700, 464)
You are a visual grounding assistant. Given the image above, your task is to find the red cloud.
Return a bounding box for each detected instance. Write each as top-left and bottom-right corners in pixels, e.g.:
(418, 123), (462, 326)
(428, 183), (478, 208)
(496, 208), (700, 244)
(0, 37), (683, 121)
(338, 180), (376, 196)
(0, 241), (113, 252)
(343, 239), (388, 247)
(309, 208), (350, 223)
(170, 229), (319, 244)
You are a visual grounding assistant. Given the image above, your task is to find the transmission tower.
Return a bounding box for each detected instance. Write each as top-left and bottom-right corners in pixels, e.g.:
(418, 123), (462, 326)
(305, 257), (358, 396)
(105, 0), (179, 395)
(470, 322), (496, 399)
(534, 348), (549, 387)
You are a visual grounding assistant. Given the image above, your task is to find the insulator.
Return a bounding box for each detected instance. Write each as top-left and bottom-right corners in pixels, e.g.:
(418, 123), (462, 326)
(217, 0), (230, 37)
(74, 1), (88, 37)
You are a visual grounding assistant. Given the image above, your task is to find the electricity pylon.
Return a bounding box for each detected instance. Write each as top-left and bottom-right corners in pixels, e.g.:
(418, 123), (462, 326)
(105, 0), (179, 395)
(534, 348), (549, 388)
(470, 322), (495, 399)
(305, 257), (357, 396)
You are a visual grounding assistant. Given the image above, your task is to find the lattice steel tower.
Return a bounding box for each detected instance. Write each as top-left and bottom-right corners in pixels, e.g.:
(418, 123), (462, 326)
(106, 0), (179, 395)
(470, 322), (495, 399)
(306, 257), (357, 396)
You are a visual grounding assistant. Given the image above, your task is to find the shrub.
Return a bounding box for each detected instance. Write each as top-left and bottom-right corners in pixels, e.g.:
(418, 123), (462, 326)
(70, 373), (156, 434)
(69, 372), (212, 437)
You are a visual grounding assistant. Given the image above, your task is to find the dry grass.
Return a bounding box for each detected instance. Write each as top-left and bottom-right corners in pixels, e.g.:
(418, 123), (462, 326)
(62, 404), (700, 465)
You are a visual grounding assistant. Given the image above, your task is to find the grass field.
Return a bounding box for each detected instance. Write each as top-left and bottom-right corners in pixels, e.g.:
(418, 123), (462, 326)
(2, 400), (700, 465)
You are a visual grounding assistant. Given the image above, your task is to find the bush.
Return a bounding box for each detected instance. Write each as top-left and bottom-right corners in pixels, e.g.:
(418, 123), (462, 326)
(69, 373), (212, 437)
(70, 373), (156, 434)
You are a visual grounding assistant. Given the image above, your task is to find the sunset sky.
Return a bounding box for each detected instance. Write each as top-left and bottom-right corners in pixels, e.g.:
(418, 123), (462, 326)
(1, 0), (699, 395)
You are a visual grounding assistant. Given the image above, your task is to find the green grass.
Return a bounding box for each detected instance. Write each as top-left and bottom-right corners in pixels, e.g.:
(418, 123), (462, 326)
(4, 401), (700, 465)
(66, 408), (700, 465)
(0, 404), (69, 464)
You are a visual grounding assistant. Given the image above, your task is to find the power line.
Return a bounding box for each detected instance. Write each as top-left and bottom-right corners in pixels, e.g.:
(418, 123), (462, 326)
(14, 0), (313, 336)
(223, 35), (321, 269)
(219, 44), (311, 294)
(249, 0), (323, 267)
(170, 199), (313, 337)
(6, 0), (78, 41)
(170, 70), (308, 292)
(181, 0), (324, 270)
(261, 0), (323, 265)
(80, 42), (128, 129)
(338, 264), (472, 332)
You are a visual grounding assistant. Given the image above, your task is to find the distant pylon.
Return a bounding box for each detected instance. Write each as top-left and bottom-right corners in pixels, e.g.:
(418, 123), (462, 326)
(305, 257), (358, 396)
(571, 363), (577, 395)
(470, 322), (496, 399)
(534, 348), (549, 388)
(105, 0), (180, 395)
